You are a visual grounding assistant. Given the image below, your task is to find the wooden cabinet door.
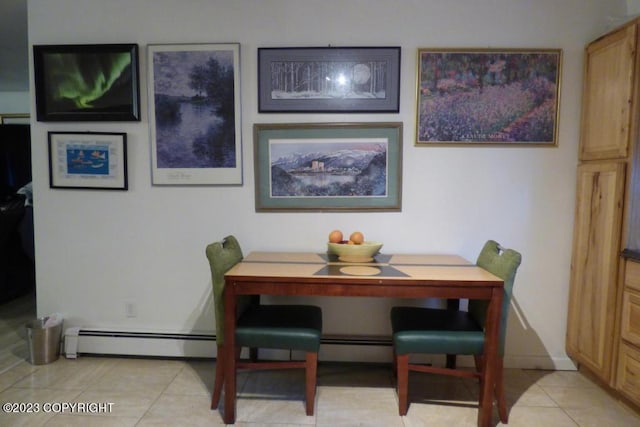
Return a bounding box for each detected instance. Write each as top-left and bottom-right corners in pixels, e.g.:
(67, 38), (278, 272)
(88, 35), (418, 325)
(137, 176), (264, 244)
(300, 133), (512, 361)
(620, 289), (640, 347)
(567, 161), (626, 381)
(617, 342), (640, 405)
(580, 23), (636, 160)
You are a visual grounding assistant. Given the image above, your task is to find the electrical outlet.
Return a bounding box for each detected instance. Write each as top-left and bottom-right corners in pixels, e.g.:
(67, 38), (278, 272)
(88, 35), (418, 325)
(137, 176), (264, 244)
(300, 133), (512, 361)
(125, 301), (137, 318)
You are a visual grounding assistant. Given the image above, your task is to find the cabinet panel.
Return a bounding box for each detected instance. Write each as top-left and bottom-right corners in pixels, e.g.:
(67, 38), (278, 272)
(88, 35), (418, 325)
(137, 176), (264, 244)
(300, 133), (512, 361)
(621, 290), (640, 347)
(616, 342), (640, 406)
(580, 24), (636, 160)
(626, 259), (640, 292)
(567, 161), (626, 381)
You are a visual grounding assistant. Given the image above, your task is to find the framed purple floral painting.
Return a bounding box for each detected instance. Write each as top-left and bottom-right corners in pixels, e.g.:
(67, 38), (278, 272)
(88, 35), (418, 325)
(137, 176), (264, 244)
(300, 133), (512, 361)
(415, 48), (562, 146)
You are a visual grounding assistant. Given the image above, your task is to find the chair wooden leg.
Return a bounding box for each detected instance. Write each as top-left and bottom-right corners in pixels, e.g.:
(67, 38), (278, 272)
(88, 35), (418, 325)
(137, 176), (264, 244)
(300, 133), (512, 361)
(397, 353), (409, 415)
(211, 345), (225, 409)
(474, 354), (485, 403)
(446, 299), (459, 369)
(446, 354), (457, 369)
(305, 352), (318, 416)
(495, 357), (508, 423)
(391, 347), (397, 378)
(249, 347), (258, 361)
(473, 354), (484, 373)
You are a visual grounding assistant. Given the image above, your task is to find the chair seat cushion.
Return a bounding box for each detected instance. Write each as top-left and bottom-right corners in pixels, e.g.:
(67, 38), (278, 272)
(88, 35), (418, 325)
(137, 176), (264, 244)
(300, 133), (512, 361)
(236, 304), (322, 352)
(391, 306), (484, 355)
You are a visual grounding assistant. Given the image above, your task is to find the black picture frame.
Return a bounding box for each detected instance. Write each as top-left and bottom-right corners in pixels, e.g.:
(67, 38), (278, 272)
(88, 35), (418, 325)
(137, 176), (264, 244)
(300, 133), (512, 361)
(34, 44), (140, 122)
(48, 131), (128, 190)
(258, 47), (401, 113)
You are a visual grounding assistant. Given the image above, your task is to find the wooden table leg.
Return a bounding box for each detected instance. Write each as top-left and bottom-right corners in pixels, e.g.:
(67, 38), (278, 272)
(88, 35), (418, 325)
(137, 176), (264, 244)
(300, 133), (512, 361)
(222, 280), (237, 424)
(477, 287), (503, 427)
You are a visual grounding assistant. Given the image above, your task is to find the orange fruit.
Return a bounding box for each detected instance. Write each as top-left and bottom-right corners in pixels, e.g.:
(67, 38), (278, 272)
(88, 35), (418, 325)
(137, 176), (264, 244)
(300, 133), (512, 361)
(350, 231), (364, 244)
(328, 230), (343, 243)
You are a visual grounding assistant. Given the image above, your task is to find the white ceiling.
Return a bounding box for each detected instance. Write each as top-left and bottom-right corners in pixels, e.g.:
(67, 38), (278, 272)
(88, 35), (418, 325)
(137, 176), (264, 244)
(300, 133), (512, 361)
(0, 0), (29, 92)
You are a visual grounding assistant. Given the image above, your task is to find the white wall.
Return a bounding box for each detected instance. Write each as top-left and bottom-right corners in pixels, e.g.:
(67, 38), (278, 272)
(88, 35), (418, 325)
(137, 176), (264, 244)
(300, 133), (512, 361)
(28, 0), (625, 367)
(629, 0), (640, 16)
(0, 91), (29, 114)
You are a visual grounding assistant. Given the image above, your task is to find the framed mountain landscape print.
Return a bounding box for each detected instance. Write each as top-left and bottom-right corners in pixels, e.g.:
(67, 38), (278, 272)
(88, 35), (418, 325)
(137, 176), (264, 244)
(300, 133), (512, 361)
(254, 122), (402, 212)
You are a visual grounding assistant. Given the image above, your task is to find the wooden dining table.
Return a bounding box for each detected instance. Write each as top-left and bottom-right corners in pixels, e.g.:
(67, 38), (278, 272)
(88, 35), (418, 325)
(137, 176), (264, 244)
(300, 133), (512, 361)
(222, 251), (504, 426)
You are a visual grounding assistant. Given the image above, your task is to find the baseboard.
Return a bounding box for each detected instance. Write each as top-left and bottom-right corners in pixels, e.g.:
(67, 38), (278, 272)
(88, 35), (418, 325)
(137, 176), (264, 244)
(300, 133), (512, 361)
(76, 330), (217, 358)
(73, 331), (394, 360)
(70, 329), (576, 370)
(503, 354), (577, 371)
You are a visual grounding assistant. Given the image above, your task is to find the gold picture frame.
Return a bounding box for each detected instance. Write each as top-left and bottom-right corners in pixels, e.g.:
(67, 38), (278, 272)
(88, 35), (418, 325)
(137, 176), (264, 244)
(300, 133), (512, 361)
(415, 48), (562, 146)
(0, 114), (30, 124)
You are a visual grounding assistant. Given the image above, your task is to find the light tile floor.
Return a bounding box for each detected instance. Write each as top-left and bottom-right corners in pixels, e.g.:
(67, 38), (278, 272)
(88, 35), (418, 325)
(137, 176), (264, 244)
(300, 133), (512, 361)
(1, 294), (640, 426)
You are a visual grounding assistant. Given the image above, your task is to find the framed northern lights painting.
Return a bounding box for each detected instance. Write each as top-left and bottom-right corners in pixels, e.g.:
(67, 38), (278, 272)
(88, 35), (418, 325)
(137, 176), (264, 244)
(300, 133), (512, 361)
(34, 44), (140, 122)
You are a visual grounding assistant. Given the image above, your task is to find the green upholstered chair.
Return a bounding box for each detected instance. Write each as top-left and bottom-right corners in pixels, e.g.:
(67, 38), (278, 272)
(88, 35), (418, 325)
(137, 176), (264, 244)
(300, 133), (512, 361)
(206, 235), (322, 415)
(390, 240), (521, 422)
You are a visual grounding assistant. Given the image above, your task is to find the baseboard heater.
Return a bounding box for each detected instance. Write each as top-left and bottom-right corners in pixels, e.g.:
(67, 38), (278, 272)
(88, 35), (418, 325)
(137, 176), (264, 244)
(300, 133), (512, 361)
(68, 330), (571, 369)
(79, 330), (215, 341)
(68, 329), (393, 362)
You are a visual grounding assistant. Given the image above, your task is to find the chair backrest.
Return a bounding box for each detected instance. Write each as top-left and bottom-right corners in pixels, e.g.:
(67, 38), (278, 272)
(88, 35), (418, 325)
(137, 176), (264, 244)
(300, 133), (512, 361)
(468, 240), (522, 355)
(205, 235), (252, 346)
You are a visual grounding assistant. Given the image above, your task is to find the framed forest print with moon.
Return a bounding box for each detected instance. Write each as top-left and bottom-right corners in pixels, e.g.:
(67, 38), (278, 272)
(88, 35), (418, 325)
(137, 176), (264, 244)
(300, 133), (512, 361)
(258, 47), (401, 113)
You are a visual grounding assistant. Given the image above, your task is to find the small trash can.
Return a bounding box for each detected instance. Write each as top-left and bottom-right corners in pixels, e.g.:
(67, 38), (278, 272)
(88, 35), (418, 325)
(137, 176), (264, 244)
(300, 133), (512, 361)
(26, 317), (63, 365)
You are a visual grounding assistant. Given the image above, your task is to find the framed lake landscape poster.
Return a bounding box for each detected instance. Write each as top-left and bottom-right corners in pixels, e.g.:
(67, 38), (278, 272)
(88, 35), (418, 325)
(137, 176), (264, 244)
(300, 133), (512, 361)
(148, 43), (242, 185)
(415, 48), (562, 146)
(254, 122), (402, 212)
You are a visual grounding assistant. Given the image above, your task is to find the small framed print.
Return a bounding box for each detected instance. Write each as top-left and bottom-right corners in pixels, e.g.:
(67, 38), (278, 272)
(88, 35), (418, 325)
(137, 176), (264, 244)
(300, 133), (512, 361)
(48, 132), (128, 190)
